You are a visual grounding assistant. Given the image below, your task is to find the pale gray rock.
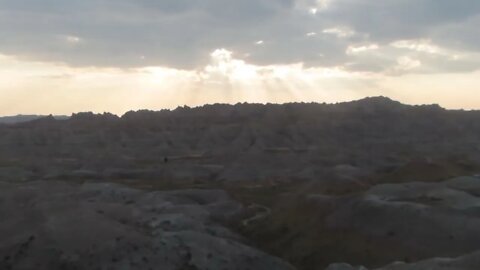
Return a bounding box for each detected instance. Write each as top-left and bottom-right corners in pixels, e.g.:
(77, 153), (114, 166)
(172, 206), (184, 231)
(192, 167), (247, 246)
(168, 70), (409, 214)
(376, 250), (480, 270)
(0, 181), (294, 270)
(326, 263), (368, 270)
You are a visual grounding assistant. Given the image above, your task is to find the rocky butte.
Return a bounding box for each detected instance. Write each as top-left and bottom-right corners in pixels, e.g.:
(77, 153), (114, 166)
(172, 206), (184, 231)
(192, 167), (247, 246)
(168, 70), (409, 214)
(1, 97), (480, 270)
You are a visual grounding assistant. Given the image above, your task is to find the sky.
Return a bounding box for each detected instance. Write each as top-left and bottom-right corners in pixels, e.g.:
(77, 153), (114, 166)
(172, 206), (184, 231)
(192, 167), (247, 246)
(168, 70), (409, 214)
(0, 0), (479, 115)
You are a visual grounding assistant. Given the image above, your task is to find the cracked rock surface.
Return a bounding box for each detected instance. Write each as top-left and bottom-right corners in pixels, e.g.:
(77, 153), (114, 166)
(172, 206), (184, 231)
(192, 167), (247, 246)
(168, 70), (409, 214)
(0, 181), (294, 270)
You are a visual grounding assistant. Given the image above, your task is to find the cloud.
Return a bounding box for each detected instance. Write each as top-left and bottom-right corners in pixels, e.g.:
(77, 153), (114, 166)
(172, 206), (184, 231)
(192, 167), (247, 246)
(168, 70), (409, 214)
(394, 56), (422, 72)
(324, 0), (480, 39)
(296, 0), (333, 13)
(346, 44), (379, 55)
(0, 0), (478, 74)
(0, 50), (380, 115)
(391, 40), (443, 54)
(63, 35), (82, 44)
(322, 27), (355, 38)
(1, 50), (480, 116)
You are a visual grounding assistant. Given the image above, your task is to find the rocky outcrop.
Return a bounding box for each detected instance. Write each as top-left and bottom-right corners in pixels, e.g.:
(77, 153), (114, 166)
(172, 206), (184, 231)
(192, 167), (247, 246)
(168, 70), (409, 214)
(327, 250), (480, 270)
(376, 250), (480, 270)
(247, 176), (480, 270)
(0, 181), (294, 270)
(0, 98), (479, 184)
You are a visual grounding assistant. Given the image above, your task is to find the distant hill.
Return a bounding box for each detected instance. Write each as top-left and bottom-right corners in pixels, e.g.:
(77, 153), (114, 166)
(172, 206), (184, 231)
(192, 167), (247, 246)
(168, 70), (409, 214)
(0, 96), (478, 183)
(0, 114), (69, 124)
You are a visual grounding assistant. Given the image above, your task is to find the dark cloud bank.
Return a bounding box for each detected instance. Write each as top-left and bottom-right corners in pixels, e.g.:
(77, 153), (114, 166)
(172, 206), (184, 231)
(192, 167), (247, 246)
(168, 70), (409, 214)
(0, 0), (479, 72)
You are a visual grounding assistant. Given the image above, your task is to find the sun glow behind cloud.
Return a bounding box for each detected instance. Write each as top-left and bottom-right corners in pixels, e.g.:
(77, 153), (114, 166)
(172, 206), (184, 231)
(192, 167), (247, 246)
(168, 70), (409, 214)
(1, 47), (479, 116)
(0, 50), (378, 115)
(139, 49), (376, 110)
(0, 0), (478, 114)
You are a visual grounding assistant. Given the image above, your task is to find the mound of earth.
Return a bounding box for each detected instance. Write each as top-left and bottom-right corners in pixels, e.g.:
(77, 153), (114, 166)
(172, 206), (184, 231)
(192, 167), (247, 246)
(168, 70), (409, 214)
(244, 176), (480, 270)
(327, 250), (480, 270)
(0, 181), (294, 270)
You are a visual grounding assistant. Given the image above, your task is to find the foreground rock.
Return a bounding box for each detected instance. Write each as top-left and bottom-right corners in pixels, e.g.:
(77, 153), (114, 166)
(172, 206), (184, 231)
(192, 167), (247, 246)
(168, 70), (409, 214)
(376, 251), (480, 270)
(0, 181), (294, 270)
(327, 250), (480, 270)
(247, 176), (480, 270)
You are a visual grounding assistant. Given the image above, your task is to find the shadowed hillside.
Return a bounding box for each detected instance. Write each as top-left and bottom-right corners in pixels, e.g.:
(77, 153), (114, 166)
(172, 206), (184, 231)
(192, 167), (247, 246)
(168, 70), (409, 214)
(0, 115), (68, 124)
(1, 97), (480, 270)
(1, 97), (479, 184)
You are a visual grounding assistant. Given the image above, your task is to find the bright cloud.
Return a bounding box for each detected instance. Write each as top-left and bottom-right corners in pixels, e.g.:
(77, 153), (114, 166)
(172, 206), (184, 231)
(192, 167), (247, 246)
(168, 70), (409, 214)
(316, 0), (333, 10)
(0, 50), (379, 115)
(2, 48), (480, 117)
(301, 0), (333, 13)
(309, 7), (318, 14)
(394, 56), (422, 72)
(391, 40), (442, 54)
(322, 27), (355, 38)
(346, 44), (380, 55)
(390, 39), (467, 61)
(64, 35), (82, 44)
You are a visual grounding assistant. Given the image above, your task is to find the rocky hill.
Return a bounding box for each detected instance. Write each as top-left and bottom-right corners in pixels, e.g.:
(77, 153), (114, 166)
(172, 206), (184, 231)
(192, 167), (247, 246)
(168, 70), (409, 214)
(1, 97), (480, 270)
(0, 181), (294, 270)
(0, 97), (479, 184)
(0, 115), (68, 124)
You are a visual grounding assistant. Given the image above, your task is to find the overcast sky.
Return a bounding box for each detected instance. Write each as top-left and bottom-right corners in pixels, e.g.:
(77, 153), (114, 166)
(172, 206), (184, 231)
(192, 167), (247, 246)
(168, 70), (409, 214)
(1, 0), (479, 115)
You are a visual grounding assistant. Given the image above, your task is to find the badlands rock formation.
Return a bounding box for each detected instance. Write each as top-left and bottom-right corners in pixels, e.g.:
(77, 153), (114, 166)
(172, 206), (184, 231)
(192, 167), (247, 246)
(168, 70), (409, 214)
(327, 250), (480, 270)
(247, 176), (480, 270)
(1, 98), (480, 270)
(0, 97), (479, 184)
(0, 181), (294, 270)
